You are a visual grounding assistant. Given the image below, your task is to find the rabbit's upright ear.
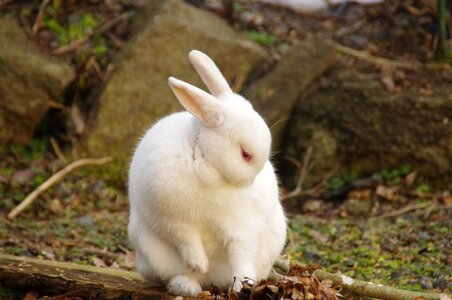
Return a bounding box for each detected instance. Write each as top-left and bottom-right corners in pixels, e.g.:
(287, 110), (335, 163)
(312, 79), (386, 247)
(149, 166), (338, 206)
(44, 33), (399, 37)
(169, 77), (224, 128)
(188, 50), (233, 97)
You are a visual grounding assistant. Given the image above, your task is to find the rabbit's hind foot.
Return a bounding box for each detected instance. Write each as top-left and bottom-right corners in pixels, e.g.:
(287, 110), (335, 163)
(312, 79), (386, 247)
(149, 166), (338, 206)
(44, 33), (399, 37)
(167, 274), (202, 297)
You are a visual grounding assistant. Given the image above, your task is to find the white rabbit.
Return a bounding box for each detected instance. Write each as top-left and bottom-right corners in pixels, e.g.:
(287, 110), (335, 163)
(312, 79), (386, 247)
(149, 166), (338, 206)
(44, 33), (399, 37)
(128, 50), (287, 297)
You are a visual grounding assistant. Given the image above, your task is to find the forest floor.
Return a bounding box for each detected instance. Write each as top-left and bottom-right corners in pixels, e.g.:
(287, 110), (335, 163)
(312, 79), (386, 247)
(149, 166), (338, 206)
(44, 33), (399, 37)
(0, 0), (451, 299)
(0, 137), (450, 299)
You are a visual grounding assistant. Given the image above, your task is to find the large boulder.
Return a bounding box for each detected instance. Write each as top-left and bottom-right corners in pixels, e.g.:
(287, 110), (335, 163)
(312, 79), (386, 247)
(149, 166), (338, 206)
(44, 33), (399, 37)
(282, 70), (452, 187)
(84, 0), (267, 175)
(0, 17), (75, 147)
(245, 39), (337, 150)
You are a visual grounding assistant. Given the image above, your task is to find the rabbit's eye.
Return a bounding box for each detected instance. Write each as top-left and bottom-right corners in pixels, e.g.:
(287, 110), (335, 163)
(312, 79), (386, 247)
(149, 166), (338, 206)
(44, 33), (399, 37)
(241, 147), (252, 162)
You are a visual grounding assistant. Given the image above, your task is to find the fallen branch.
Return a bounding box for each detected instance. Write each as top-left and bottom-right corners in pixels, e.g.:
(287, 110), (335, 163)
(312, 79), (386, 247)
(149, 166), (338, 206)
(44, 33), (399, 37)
(0, 254), (171, 299)
(332, 42), (451, 70)
(314, 270), (450, 300)
(272, 259), (450, 300)
(1, 255), (449, 300)
(7, 156), (113, 219)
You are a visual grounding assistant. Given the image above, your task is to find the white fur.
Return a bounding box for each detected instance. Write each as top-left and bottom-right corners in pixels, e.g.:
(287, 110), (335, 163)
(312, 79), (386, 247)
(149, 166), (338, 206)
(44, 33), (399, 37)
(128, 50), (287, 297)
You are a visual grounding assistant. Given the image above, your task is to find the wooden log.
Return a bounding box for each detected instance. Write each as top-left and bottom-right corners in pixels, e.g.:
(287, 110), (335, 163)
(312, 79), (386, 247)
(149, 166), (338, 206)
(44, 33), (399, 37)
(0, 254), (174, 299)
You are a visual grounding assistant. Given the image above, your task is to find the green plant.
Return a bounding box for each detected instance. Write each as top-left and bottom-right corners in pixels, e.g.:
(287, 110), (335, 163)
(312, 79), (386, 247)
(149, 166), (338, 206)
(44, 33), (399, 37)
(379, 165), (412, 184)
(93, 43), (108, 57)
(46, 4), (57, 16)
(326, 171), (358, 190)
(44, 18), (68, 44)
(415, 183), (430, 193)
(10, 139), (48, 159)
(0, 286), (25, 300)
(436, 0), (451, 61)
(20, 7), (31, 17)
(248, 30), (276, 46)
(233, 2), (245, 13)
(44, 12), (99, 46)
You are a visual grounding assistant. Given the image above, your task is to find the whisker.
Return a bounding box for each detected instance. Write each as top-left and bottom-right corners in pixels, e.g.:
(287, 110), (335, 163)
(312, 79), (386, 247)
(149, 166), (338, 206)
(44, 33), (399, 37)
(270, 116), (300, 130)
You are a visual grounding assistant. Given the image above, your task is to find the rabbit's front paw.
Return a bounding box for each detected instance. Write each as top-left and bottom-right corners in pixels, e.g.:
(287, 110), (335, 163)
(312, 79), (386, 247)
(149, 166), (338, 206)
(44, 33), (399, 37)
(180, 245), (209, 274)
(167, 275), (202, 296)
(232, 270), (257, 292)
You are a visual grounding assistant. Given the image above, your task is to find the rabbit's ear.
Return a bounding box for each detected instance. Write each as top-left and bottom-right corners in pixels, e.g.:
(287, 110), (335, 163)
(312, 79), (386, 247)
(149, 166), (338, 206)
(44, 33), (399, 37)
(169, 77), (224, 128)
(188, 50), (233, 97)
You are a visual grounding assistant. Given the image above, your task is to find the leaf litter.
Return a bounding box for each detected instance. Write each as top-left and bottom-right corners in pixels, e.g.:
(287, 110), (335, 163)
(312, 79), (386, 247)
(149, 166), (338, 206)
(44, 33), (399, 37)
(198, 265), (340, 300)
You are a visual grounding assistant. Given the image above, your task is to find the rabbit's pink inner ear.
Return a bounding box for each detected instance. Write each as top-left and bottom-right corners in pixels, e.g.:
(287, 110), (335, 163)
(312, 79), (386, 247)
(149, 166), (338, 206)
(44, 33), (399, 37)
(168, 77), (224, 128)
(188, 50), (233, 97)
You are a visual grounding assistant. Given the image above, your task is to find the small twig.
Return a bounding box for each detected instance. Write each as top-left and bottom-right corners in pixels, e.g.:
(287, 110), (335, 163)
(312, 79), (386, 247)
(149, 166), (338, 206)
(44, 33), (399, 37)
(314, 269), (450, 300)
(231, 74), (246, 93)
(86, 56), (105, 81)
(372, 201), (431, 219)
(423, 200), (437, 219)
(334, 19), (366, 37)
(84, 248), (119, 260)
(32, 0), (51, 35)
(50, 137), (68, 163)
(18, 8), (33, 38)
(106, 32), (125, 48)
(47, 101), (68, 111)
(52, 12), (134, 55)
(305, 165), (339, 197)
(281, 147), (313, 201)
(332, 42), (451, 70)
(283, 154), (302, 169)
(7, 156), (113, 219)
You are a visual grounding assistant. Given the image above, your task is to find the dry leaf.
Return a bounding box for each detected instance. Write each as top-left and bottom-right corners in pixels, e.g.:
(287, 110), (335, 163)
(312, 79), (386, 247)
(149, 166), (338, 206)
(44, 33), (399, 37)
(49, 198), (64, 213)
(381, 75), (395, 92)
(266, 284), (279, 293)
(40, 248), (56, 260)
(348, 189), (372, 201)
(404, 171), (417, 185)
(12, 169), (35, 184)
(441, 196), (452, 206)
(124, 250), (136, 268)
(92, 256), (108, 267)
(302, 199), (324, 212)
(24, 291), (39, 300)
(291, 285), (304, 299)
(376, 185), (399, 202)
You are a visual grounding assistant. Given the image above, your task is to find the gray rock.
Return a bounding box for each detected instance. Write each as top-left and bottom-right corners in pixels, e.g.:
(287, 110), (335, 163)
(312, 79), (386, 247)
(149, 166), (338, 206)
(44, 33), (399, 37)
(283, 71), (452, 187)
(0, 17), (75, 147)
(84, 0), (267, 175)
(245, 39), (337, 150)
